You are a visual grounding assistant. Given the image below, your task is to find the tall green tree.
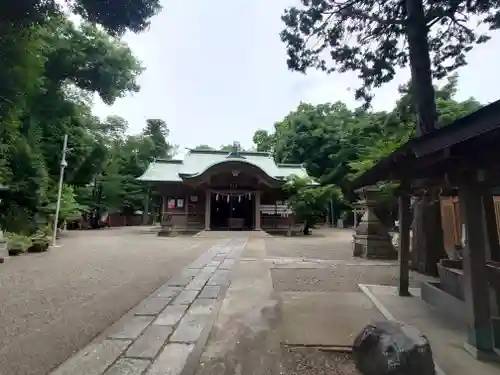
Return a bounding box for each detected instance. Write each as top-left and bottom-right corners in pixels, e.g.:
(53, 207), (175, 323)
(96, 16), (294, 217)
(284, 176), (342, 234)
(280, 0), (499, 274)
(252, 130), (275, 152)
(0, 16), (145, 232)
(143, 119), (172, 159)
(1, 1), (161, 35)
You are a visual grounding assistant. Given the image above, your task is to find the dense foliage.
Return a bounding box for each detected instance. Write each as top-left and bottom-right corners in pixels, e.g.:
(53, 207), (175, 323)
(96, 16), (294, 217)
(280, 0), (498, 108)
(253, 75), (482, 226)
(0, 13), (172, 234)
(1, 0), (161, 35)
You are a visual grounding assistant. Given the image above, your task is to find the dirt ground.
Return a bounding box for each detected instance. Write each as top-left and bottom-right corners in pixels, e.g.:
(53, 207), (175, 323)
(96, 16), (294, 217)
(0, 228), (215, 375)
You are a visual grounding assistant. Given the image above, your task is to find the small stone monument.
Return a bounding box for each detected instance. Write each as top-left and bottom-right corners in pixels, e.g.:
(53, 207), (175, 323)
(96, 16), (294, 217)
(353, 321), (436, 375)
(352, 186), (397, 259)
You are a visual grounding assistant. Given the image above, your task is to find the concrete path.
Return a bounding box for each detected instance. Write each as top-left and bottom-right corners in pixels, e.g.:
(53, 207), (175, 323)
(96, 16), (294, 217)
(0, 229), (211, 375)
(196, 238), (282, 375)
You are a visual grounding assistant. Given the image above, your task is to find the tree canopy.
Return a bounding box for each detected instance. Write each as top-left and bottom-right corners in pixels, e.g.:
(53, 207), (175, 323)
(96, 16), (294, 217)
(1, 0), (162, 35)
(0, 13), (172, 233)
(253, 74), (482, 225)
(280, 0), (499, 106)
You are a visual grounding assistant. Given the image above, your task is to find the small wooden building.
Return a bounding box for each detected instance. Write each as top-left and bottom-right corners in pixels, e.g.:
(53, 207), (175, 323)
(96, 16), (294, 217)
(138, 144), (311, 232)
(351, 99), (500, 360)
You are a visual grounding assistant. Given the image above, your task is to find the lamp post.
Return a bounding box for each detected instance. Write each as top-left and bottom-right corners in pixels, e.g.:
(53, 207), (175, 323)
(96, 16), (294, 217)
(52, 134), (68, 246)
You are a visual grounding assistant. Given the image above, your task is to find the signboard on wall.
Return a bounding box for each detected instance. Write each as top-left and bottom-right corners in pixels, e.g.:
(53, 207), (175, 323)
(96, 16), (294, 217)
(177, 199), (184, 208)
(167, 199), (176, 209)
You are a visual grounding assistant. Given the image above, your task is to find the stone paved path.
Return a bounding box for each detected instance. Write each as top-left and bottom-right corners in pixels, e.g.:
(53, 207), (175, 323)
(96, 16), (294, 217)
(50, 238), (247, 375)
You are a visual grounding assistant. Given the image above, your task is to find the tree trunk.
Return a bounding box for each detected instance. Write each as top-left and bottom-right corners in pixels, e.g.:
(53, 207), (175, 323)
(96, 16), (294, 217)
(405, 0), (447, 275)
(405, 0), (437, 136)
(303, 221), (310, 235)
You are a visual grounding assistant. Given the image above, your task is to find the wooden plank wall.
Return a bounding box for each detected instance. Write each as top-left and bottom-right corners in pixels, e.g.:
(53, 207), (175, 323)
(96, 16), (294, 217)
(440, 196), (500, 254)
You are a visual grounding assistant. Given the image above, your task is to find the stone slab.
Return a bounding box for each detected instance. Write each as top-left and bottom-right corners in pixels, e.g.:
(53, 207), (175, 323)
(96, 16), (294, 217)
(155, 286), (183, 299)
(134, 298), (172, 316)
(154, 305), (189, 326)
(218, 259), (235, 270)
(145, 343), (194, 375)
(168, 276), (194, 287)
(126, 325), (173, 359)
(173, 290), (199, 305)
(181, 269), (201, 278)
(50, 339), (131, 375)
(206, 260), (221, 268)
(108, 316), (154, 340)
(185, 273), (212, 291)
(198, 286), (220, 299)
(280, 291), (385, 346)
(202, 265), (218, 273)
(207, 270), (230, 286)
(170, 299), (216, 343)
(103, 358), (150, 375)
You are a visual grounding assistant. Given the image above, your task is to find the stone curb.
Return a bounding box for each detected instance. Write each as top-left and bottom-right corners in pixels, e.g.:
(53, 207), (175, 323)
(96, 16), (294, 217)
(49, 238), (247, 375)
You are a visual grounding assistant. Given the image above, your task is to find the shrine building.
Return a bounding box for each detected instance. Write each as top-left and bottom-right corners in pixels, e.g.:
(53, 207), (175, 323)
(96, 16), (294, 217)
(138, 143), (312, 232)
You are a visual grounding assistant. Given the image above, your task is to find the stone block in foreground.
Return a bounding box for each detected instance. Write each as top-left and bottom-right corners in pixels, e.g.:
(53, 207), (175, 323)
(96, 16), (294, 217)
(352, 321), (435, 375)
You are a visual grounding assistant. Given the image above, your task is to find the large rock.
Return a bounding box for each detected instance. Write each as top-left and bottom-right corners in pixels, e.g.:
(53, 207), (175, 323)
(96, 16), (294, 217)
(352, 321), (435, 375)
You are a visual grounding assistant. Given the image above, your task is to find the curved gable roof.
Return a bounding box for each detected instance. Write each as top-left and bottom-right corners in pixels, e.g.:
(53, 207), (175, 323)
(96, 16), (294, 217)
(138, 149), (312, 183)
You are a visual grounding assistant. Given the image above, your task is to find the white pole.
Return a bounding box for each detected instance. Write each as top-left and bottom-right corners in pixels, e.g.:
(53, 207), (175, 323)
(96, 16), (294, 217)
(330, 200), (334, 227)
(52, 134), (68, 246)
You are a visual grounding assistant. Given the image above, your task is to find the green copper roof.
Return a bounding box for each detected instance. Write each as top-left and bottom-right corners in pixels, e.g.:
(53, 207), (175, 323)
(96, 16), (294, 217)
(138, 149), (311, 183)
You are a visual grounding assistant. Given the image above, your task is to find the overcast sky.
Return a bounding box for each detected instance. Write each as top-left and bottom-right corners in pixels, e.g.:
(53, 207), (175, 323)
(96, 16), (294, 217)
(92, 0), (500, 153)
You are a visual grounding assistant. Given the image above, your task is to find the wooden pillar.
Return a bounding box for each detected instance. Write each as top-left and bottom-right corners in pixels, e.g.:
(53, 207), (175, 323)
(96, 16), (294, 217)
(142, 188), (149, 225)
(185, 194), (189, 228)
(398, 189), (412, 297)
(254, 191), (261, 230)
(204, 190), (211, 230)
(161, 195), (166, 225)
(480, 182), (500, 318)
(459, 171), (495, 357)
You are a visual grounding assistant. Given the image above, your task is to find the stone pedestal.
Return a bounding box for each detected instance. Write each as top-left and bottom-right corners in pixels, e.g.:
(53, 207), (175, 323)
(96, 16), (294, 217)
(352, 187), (397, 260)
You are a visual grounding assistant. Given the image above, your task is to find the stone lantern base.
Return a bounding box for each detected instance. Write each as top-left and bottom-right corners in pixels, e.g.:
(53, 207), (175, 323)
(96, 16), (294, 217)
(353, 187), (397, 260)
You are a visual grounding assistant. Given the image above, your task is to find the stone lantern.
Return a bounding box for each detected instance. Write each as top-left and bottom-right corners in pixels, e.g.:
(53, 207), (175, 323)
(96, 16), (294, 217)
(352, 186), (397, 259)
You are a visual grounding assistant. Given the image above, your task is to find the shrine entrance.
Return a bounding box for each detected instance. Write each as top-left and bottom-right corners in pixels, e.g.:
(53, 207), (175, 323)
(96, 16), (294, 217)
(210, 191), (255, 230)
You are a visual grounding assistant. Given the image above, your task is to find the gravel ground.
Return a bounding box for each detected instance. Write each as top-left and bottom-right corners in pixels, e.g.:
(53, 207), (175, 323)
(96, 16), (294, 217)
(271, 266), (426, 292)
(267, 229), (426, 293)
(265, 230), (355, 262)
(0, 228), (212, 375)
(267, 229), (423, 375)
(281, 346), (360, 375)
